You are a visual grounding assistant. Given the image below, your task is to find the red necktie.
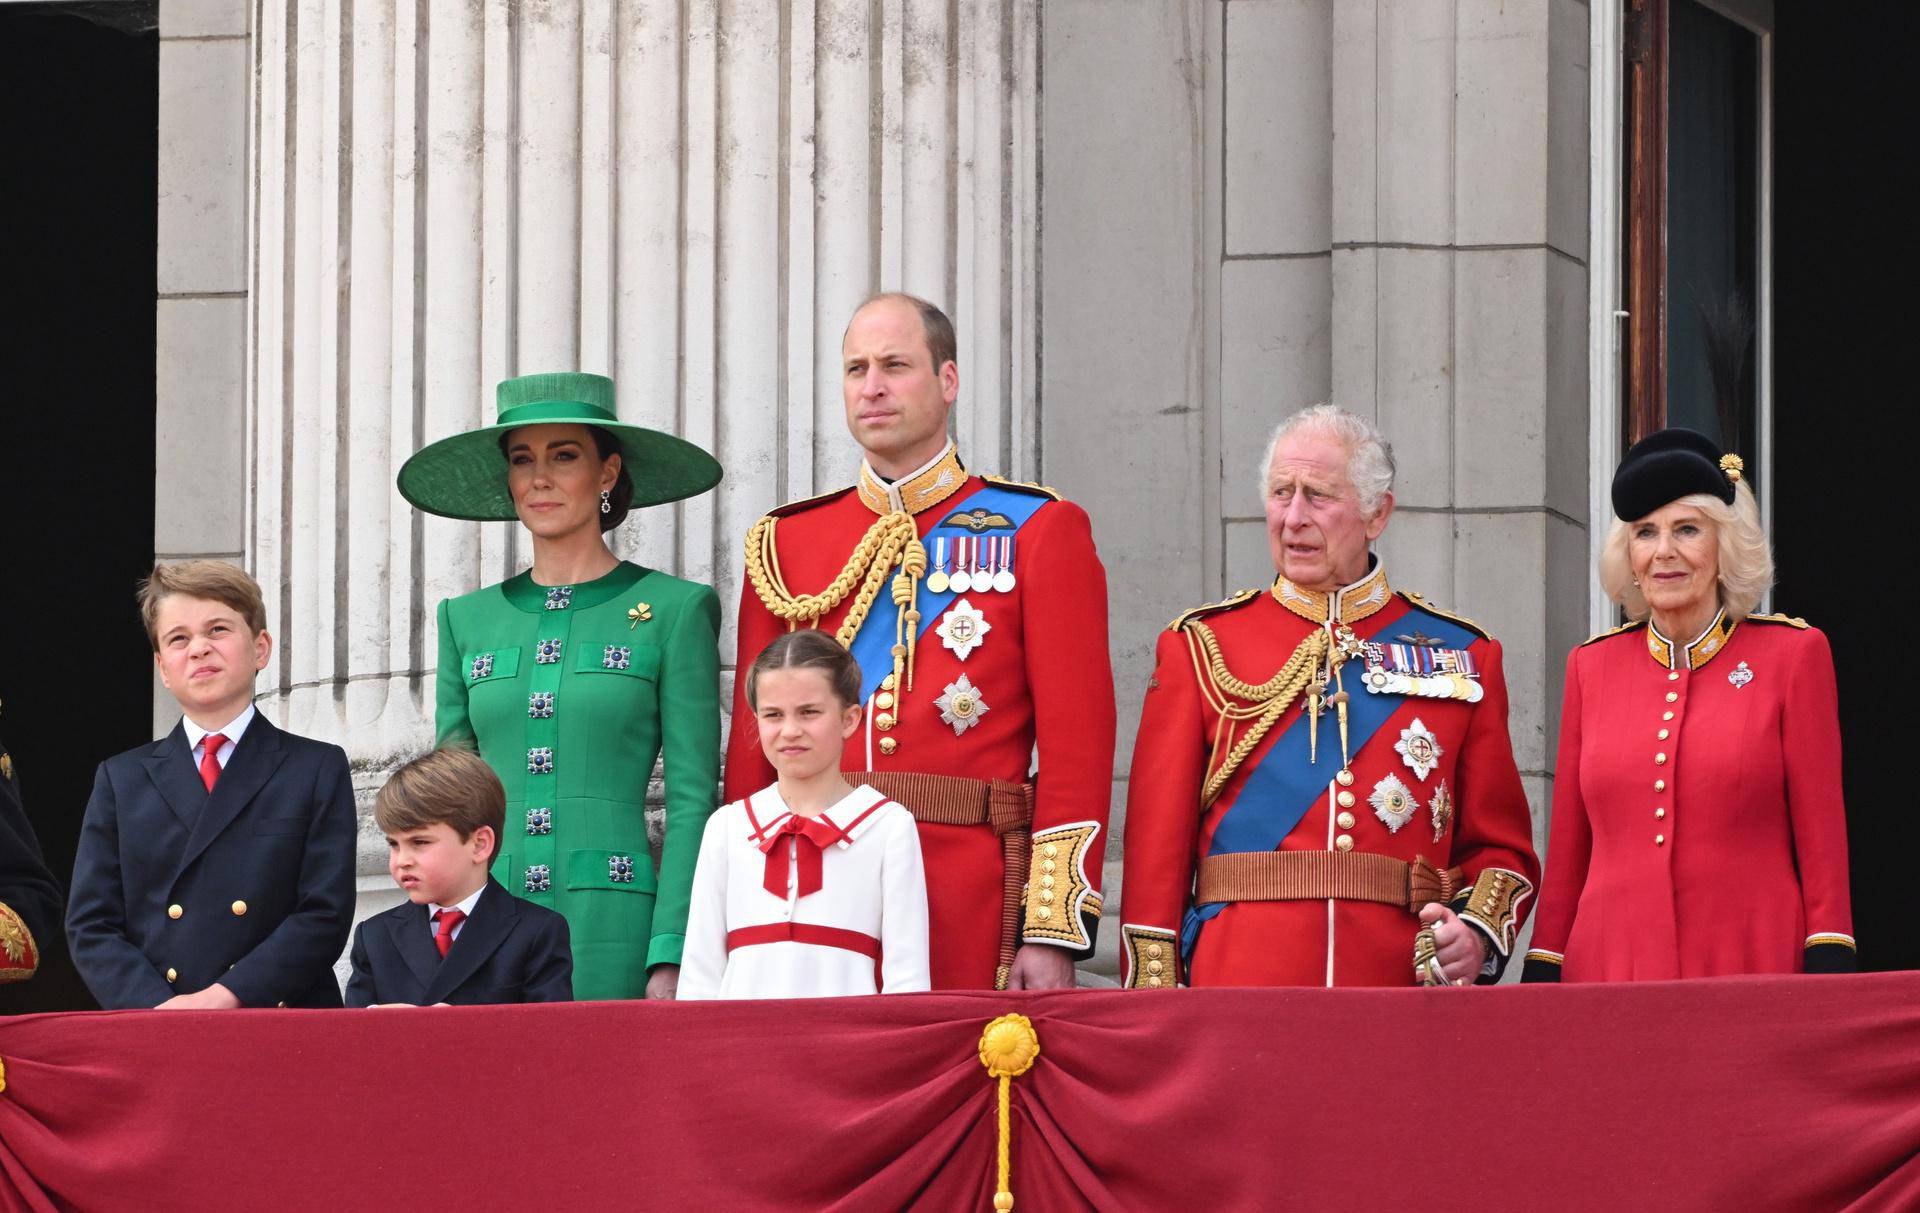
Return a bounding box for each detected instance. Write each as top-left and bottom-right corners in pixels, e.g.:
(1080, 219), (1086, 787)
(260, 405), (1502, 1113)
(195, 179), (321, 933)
(757, 815), (847, 901)
(198, 734), (229, 792)
(433, 909), (466, 958)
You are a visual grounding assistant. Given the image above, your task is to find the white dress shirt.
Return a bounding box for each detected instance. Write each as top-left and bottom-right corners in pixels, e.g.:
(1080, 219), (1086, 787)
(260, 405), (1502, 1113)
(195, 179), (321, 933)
(426, 885), (485, 945)
(182, 703), (257, 774)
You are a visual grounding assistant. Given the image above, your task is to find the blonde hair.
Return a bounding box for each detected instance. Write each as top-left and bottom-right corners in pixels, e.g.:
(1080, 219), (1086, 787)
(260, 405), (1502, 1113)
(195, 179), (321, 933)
(1599, 479), (1773, 619)
(138, 560), (269, 651)
(375, 747), (506, 861)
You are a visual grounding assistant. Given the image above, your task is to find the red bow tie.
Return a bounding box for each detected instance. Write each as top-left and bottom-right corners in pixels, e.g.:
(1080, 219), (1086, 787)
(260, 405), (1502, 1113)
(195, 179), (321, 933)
(757, 813), (848, 901)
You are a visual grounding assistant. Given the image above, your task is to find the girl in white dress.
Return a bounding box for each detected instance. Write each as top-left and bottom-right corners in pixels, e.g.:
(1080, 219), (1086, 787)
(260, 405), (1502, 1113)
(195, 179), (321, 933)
(679, 631), (930, 999)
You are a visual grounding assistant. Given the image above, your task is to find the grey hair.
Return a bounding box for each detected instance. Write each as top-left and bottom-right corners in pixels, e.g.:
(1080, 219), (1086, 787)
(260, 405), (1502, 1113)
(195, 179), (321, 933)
(1257, 403), (1397, 517)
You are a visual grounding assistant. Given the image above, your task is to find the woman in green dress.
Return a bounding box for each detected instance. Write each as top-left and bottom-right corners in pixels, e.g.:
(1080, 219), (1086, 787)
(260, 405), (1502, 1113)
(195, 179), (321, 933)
(398, 372), (723, 1000)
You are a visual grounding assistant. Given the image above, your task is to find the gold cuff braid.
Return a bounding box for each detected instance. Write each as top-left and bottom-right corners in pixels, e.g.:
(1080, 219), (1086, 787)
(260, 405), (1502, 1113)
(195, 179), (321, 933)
(1456, 867), (1533, 956)
(1122, 925), (1179, 988)
(1023, 823), (1101, 948)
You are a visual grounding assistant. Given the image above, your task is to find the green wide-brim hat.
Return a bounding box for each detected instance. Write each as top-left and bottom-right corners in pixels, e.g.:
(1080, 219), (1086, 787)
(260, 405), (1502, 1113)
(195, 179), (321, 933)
(397, 372), (723, 521)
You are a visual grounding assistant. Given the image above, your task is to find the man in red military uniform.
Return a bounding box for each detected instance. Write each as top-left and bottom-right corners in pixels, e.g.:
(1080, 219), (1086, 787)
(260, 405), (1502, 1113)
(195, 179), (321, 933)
(1120, 405), (1539, 988)
(726, 294), (1115, 990)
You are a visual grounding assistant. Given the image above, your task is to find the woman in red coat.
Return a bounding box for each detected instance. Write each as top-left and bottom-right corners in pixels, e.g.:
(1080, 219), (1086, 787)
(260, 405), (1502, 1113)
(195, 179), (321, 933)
(1523, 429), (1854, 981)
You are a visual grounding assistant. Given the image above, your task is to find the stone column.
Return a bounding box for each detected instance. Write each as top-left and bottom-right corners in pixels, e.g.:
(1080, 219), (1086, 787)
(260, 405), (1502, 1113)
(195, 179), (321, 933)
(238, 1), (1041, 896)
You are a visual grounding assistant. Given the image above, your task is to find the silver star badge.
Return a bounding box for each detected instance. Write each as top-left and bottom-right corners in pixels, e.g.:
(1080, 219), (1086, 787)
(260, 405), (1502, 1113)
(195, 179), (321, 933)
(1728, 660), (1753, 690)
(935, 597), (992, 661)
(934, 674), (989, 736)
(1370, 773), (1416, 834)
(1394, 718), (1443, 782)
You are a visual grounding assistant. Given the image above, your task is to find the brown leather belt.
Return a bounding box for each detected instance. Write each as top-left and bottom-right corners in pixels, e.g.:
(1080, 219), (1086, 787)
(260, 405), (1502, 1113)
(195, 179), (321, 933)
(845, 770), (1034, 990)
(1195, 851), (1462, 914)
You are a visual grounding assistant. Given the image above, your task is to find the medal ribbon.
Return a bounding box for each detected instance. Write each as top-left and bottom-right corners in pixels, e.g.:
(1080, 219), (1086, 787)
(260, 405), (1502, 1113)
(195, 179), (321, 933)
(843, 484), (1049, 703)
(1179, 605), (1481, 960)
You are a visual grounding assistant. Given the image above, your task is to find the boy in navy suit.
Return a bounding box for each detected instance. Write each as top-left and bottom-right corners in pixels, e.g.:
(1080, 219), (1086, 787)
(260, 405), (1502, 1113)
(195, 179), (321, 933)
(66, 562), (357, 1009)
(347, 748), (571, 1006)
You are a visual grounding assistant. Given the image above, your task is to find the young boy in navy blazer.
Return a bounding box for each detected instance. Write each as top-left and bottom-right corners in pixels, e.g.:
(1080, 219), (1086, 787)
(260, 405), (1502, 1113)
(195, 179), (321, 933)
(66, 562), (357, 1009)
(348, 748), (572, 1006)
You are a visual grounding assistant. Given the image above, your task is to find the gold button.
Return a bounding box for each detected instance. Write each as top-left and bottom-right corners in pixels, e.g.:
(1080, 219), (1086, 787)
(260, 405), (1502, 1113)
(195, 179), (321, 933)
(1655, 808), (1666, 819)
(1336, 811), (1356, 830)
(231, 900), (248, 916)
(1146, 976), (1163, 988)
(1336, 791), (1356, 809)
(881, 674), (898, 691)
(1657, 728), (1669, 740)
(166, 967), (178, 982)
(1668, 671), (1680, 681)
(1665, 691), (1678, 703)
(168, 904), (183, 919)
(1335, 834), (1354, 852)
(1147, 960), (1164, 976)
(875, 712), (895, 731)
(1655, 834), (1665, 845)
(276, 1001), (287, 1008)
(1042, 859), (1057, 874)
(875, 691), (896, 709)
(1045, 844), (1059, 858)
(1336, 769), (1355, 787)
(1146, 944), (1164, 959)
(1663, 711), (1674, 721)
(1654, 779), (1666, 791)
(1654, 753), (1667, 765)
(879, 737), (898, 755)
(1036, 905), (1053, 921)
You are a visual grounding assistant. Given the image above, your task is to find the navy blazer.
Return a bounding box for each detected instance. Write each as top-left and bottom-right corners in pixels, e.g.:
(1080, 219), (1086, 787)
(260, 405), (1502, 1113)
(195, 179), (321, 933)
(345, 877), (572, 1007)
(65, 713), (357, 1009)
(2, 738), (63, 979)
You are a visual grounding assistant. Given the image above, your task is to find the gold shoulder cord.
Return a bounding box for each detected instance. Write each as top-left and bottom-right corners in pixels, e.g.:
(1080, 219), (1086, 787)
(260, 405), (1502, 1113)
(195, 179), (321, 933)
(745, 511), (929, 694)
(1184, 623), (1328, 806)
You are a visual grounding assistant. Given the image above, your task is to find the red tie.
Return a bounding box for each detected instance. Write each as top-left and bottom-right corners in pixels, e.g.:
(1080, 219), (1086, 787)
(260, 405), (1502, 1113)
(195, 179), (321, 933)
(433, 909), (466, 958)
(198, 734), (229, 792)
(756, 815), (847, 901)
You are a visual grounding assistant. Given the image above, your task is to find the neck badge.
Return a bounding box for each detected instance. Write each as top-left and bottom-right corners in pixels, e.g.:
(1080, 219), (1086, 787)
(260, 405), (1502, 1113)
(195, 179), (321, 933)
(936, 598), (992, 661)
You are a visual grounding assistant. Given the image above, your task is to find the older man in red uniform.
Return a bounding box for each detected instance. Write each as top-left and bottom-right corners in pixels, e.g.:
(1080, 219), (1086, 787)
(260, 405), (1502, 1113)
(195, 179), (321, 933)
(1120, 405), (1539, 988)
(726, 294), (1115, 990)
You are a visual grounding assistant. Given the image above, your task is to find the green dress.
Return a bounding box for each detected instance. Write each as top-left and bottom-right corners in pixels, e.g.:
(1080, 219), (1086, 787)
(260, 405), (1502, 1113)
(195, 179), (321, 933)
(435, 561), (720, 1000)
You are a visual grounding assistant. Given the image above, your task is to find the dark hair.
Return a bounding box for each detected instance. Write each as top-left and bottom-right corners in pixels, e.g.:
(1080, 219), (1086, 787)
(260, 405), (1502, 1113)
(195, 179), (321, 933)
(496, 424), (635, 531)
(374, 747), (506, 862)
(852, 292), (957, 374)
(746, 630), (863, 711)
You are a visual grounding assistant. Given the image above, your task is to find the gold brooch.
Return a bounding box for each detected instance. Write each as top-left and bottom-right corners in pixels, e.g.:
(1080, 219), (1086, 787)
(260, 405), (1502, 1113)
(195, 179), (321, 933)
(1719, 452), (1744, 484)
(627, 602), (652, 629)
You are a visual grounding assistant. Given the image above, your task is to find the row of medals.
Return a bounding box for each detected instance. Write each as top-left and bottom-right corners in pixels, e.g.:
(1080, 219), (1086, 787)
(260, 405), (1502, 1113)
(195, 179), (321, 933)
(926, 535), (1016, 595)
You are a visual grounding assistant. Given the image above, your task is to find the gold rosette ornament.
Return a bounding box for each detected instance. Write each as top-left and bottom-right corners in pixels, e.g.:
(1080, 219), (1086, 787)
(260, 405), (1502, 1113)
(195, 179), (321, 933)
(978, 1013), (1042, 1212)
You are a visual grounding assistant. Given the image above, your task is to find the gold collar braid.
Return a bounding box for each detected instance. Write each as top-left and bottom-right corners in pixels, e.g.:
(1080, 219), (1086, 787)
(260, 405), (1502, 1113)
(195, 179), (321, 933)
(745, 510), (930, 699)
(1270, 561), (1392, 626)
(856, 443), (968, 517)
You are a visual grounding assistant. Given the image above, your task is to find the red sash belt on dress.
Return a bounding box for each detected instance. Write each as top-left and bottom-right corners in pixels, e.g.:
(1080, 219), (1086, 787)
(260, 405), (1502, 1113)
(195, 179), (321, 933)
(726, 922), (882, 960)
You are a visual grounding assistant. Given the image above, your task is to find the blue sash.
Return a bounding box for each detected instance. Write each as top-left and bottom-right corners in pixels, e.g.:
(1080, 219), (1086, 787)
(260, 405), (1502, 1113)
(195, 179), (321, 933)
(844, 483), (1050, 702)
(1179, 604), (1480, 959)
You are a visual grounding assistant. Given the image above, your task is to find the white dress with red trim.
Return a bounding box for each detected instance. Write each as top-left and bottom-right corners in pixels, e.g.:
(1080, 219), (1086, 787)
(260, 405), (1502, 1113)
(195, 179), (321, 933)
(678, 783), (931, 999)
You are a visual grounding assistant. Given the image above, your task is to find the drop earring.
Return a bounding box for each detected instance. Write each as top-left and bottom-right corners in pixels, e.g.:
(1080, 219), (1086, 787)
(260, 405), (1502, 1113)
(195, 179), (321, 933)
(600, 489), (612, 515)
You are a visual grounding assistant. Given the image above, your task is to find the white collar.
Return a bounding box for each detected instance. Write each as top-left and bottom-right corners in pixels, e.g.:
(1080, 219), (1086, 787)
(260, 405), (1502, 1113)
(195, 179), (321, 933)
(745, 783), (892, 849)
(183, 703), (257, 754)
(429, 884), (486, 920)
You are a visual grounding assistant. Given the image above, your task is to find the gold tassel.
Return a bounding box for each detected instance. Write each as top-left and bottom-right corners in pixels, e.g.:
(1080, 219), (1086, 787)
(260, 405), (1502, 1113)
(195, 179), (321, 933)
(978, 1014), (1041, 1211)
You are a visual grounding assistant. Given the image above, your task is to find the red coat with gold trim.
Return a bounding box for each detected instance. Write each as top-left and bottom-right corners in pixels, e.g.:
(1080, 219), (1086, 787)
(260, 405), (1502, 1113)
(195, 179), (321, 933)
(1119, 566), (1540, 988)
(725, 446), (1116, 989)
(1523, 613), (1854, 980)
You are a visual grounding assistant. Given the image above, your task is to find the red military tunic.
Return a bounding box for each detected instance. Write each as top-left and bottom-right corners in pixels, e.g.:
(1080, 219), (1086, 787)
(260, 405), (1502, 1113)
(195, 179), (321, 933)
(1120, 562), (1540, 988)
(726, 443), (1116, 989)
(1524, 612), (1854, 980)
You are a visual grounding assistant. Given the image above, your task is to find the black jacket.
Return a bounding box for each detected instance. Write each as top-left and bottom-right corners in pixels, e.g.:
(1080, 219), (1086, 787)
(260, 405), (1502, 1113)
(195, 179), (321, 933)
(1, 738), (63, 983)
(346, 877), (573, 1007)
(65, 713), (357, 1008)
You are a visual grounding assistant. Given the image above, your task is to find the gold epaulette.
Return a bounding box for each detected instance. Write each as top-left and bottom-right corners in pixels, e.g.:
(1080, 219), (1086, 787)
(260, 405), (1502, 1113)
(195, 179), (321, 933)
(981, 473), (1063, 502)
(1397, 591), (1491, 641)
(764, 484), (857, 520)
(1747, 612), (1811, 629)
(1580, 618), (1647, 647)
(1167, 589), (1262, 633)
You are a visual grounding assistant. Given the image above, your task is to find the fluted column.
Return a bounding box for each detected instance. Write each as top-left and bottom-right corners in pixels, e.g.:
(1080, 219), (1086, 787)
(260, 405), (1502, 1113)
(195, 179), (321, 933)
(246, 0), (1043, 793)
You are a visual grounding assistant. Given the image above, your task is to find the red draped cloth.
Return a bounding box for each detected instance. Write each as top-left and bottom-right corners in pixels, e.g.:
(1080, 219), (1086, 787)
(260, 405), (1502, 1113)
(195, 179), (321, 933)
(2, 976), (1917, 1212)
